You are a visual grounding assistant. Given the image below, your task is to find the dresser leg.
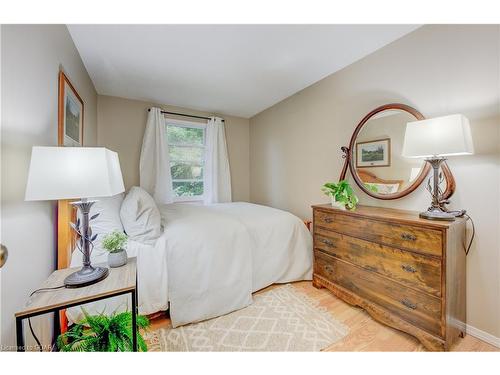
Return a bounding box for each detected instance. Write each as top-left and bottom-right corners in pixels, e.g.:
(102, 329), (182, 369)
(312, 277), (323, 289)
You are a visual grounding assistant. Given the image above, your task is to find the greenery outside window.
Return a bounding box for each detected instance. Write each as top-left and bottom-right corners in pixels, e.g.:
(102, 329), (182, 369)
(166, 119), (206, 201)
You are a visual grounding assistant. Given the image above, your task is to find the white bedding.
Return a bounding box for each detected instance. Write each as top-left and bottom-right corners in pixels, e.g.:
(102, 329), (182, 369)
(67, 233), (170, 323)
(201, 203), (313, 291)
(67, 202), (312, 327)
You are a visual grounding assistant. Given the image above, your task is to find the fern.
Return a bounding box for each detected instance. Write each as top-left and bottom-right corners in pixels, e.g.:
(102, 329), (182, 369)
(57, 308), (150, 352)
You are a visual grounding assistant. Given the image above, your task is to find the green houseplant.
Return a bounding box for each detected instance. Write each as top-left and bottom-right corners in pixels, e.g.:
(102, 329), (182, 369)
(102, 231), (128, 268)
(321, 180), (359, 210)
(57, 309), (150, 352)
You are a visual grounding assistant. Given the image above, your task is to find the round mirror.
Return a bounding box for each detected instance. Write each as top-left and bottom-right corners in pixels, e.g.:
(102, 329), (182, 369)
(347, 104), (440, 200)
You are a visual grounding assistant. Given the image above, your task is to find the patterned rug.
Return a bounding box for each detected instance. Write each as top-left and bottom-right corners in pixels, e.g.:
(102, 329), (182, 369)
(145, 284), (348, 351)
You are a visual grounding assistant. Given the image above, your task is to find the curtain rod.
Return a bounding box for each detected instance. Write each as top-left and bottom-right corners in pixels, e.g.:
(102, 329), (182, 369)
(148, 108), (224, 122)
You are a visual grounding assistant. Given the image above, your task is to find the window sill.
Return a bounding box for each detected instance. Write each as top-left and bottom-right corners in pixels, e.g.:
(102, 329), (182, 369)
(173, 196), (204, 204)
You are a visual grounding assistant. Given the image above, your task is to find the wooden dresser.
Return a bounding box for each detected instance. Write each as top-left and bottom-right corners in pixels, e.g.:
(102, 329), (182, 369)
(312, 204), (466, 351)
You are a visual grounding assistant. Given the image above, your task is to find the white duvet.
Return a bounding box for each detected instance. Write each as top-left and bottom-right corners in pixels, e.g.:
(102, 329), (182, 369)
(67, 202), (312, 327)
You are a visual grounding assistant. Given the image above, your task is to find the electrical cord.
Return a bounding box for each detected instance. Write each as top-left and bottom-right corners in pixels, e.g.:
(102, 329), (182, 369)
(28, 285), (66, 352)
(463, 213), (475, 256)
(29, 285), (65, 297)
(445, 210), (475, 256)
(27, 317), (43, 351)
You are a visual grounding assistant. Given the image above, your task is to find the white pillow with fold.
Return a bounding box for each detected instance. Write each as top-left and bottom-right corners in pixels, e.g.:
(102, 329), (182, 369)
(120, 186), (161, 244)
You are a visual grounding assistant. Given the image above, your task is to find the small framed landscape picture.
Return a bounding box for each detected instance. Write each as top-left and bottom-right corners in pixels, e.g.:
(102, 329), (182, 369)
(58, 71), (84, 146)
(356, 138), (391, 168)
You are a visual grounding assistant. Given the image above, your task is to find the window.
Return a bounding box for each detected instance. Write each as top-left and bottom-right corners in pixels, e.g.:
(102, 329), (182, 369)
(166, 119), (205, 201)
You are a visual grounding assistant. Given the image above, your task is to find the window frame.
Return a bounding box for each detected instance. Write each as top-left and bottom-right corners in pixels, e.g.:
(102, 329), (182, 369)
(165, 117), (207, 203)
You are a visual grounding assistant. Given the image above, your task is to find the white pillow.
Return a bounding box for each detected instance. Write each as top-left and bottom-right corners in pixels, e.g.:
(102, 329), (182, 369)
(371, 183), (400, 194)
(120, 186), (161, 244)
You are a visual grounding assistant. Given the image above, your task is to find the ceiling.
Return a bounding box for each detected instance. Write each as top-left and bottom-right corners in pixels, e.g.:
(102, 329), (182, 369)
(68, 25), (420, 118)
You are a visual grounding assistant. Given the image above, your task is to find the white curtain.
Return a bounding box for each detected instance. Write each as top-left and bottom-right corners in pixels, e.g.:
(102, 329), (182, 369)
(139, 107), (174, 204)
(204, 117), (232, 204)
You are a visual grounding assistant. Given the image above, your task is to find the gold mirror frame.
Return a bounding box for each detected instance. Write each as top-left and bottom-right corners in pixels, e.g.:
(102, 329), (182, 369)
(339, 103), (456, 200)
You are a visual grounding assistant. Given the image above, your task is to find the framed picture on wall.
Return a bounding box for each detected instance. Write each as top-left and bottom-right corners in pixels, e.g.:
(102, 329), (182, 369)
(356, 138), (391, 168)
(58, 71), (84, 146)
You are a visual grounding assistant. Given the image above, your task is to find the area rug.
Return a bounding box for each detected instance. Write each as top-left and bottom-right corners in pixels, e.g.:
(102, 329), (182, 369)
(145, 284), (348, 351)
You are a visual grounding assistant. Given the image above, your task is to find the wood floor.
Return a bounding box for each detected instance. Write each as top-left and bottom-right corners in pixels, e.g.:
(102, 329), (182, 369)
(148, 281), (498, 352)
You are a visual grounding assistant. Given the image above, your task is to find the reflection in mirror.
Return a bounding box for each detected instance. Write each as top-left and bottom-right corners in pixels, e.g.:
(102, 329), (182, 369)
(353, 110), (426, 195)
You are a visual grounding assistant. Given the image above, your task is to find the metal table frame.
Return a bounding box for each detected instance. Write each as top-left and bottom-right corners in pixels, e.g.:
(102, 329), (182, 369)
(16, 275), (138, 352)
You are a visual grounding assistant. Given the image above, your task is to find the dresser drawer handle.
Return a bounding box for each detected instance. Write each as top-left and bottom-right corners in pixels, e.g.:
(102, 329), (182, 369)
(401, 299), (417, 310)
(324, 264), (334, 274)
(401, 233), (417, 241)
(321, 239), (336, 248)
(323, 217), (334, 223)
(401, 264), (417, 273)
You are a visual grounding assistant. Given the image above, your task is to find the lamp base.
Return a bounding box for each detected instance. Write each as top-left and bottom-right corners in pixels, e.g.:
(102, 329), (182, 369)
(419, 207), (456, 221)
(64, 266), (109, 288)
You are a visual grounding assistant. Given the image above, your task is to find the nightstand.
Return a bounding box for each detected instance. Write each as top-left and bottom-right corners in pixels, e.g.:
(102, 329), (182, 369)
(303, 219), (312, 231)
(15, 257), (138, 352)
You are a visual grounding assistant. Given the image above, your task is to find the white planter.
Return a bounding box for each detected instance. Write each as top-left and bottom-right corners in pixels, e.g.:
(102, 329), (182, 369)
(108, 249), (128, 268)
(330, 195), (346, 210)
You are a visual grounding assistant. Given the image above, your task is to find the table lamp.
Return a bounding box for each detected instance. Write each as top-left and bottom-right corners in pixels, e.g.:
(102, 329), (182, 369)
(402, 114), (473, 221)
(25, 146), (125, 287)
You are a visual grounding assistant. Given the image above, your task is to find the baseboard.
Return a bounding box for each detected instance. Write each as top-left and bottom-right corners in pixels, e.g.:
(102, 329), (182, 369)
(466, 324), (500, 348)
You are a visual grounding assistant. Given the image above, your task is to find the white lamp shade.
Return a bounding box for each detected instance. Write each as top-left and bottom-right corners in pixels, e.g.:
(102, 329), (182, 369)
(25, 147), (125, 201)
(402, 114), (474, 158)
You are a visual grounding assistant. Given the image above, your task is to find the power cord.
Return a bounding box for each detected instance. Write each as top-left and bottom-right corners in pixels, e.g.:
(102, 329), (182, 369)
(27, 317), (42, 351)
(463, 213), (475, 256)
(28, 285), (66, 352)
(29, 285), (66, 297)
(445, 210), (475, 256)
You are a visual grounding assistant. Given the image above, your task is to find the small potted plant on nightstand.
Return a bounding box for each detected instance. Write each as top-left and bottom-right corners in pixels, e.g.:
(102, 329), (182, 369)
(321, 180), (359, 210)
(102, 231), (128, 268)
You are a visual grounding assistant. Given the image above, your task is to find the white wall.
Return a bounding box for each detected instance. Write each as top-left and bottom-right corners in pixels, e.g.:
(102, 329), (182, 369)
(0, 25), (97, 349)
(250, 25), (500, 338)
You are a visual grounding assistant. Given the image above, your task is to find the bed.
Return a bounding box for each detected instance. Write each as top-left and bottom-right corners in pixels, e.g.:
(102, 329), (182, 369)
(62, 195), (312, 328)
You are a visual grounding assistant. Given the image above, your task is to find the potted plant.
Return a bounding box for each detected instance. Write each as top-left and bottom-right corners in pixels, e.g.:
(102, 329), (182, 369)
(321, 180), (359, 210)
(57, 309), (150, 352)
(102, 231), (128, 268)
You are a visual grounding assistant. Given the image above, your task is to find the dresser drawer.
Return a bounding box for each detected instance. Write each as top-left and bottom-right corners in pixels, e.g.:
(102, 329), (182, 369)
(314, 209), (443, 257)
(314, 228), (442, 297)
(314, 250), (442, 337)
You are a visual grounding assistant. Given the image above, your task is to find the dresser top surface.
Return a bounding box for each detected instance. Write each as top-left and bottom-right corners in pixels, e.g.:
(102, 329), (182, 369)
(312, 204), (463, 229)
